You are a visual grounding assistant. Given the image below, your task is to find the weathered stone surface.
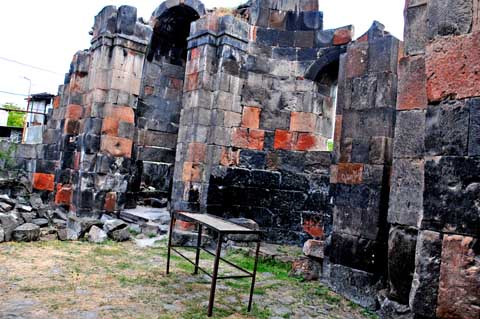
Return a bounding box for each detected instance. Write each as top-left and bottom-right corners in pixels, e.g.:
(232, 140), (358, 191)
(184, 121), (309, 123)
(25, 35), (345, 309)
(67, 216), (103, 240)
(424, 156), (480, 236)
(426, 32), (480, 102)
(409, 230), (442, 317)
(427, 0), (473, 39)
(387, 226), (417, 305)
(393, 110), (425, 159)
(404, 2), (427, 55)
(0, 227), (4, 242)
(397, 56), (427, 111)
(388, 159), (424, 227)
(290, 257), (322, 281)
(425, 100), (469, 156)
(468, 97), (480, 156)
(303, 239), (325, 259)
(103, 219), (128, 235)
(0, 212), (22, 241)
(328, 263), (382, 310)
(111, 227), (131, 242)
(88, 226), (108, 243)
(13, 223), (40, 242)
(436, 235), (480, 319)
(378, 292), (414, 319)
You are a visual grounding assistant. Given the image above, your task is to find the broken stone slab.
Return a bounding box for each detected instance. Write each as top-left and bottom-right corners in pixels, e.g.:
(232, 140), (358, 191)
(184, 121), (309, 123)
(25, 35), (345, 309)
(141, 221), (163, 236)
(0, 212), (23, 241)
(0, 194), (15, 206)
(57, 228), (68, 241)
(67, 216), (103, 240)
(303, 239), (325, 259)
(0, 202), (13, 212)
(120, 206), (170, 224)
(111, 228), (130, 242)
(12, 223), (40, 242)
(53, 219), (66, 228)
(0, 227), (4, 242)
(378, 290), (414, 319)
(53, 208), (68, 221)
(88, 226), (108, 244)
(32, 218), (49, 228)
(28, 194), (43, 210)
(21, 212), (36, 223)
(103, 219), (128, 235)
(290, 257), (322, 281)
(16, 204), (33, 213)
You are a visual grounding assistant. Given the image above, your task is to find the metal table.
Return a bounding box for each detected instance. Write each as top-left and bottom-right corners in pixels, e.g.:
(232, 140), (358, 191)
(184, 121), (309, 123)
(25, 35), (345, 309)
(166, 212), (262, 317)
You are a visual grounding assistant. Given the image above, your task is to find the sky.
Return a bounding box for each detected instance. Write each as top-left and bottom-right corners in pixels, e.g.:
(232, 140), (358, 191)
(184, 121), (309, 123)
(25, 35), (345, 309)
(0, 0), (405, 109)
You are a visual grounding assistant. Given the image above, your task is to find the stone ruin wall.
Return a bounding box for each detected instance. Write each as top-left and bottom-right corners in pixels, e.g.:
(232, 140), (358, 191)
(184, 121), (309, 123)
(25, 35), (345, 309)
(3, 0), (478, 317)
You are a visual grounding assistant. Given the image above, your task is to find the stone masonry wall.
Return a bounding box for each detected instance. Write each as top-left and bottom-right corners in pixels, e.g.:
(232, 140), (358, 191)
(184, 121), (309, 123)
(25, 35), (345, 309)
(390, 0), (480, 318)
(171, 0), (356, 243)
(16, 0), (480, 317)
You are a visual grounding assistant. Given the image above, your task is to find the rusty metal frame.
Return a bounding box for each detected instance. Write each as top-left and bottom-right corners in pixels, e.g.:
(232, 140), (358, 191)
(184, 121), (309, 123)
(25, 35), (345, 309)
(166, 212), (262, 317)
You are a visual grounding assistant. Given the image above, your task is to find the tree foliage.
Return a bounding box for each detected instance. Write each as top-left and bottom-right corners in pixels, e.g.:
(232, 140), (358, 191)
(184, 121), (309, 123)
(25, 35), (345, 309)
(3, 103), (26, 128)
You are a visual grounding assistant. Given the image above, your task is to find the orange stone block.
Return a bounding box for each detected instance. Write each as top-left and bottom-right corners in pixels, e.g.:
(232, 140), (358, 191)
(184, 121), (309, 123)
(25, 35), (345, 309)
(102, 117), (119, 136)
(295, 133), (318, 151)
(65, 104), (83, 120)
(397, 56), (427, 110)
(103, 104), (135, 124)
(232, 128), (250, 149)
(53, 96), (61, 109)
(303, 220), (324, 238)
(290, 112), (317, 133)
(186, 143), (207, 163)
(177, 220), (197, 232)
(333, 28), (353, 45)
(100, 136), (133, 158)
(55, 184), (72, 205)
(242, 106), (261, 129)
(248, 129), (265, 150)
(274, 130), (294, 150)
(220, 147), (240, 166)
(182, 162), (203, 182)
(185, 72), (199, 92)
(104, 192), (117, 212)
(33, 173), (55, 192)
(64, 119), (80, 135)
(336, 163), (364, 185)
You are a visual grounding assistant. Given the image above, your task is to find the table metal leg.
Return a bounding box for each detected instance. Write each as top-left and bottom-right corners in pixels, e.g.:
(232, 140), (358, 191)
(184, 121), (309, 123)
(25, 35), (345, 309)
(248, 240), (261, 312)
(208, 233), (223, 317)
(194, 225), (203, 275)
(166, 214), (176, 275)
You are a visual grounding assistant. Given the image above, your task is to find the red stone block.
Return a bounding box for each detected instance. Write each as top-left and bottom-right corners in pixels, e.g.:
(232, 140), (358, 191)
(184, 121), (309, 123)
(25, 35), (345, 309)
(220, 147), (240, 166)
(248, 129), (265, 150)
(346, 42), (368, 79)
(303, 239), (326, 259)
(102, 117), (119, 136)
(182, 162), (203, 183)
(437, 235), (480, 319)
(186, 142), (207, 163)
(336, 163), (364, 185)
(100, 136), (133, 158)
(249, 26), (257, 42)
(53, 96), (60, 109)
(334, 115), (342, 145)
(290, 112), (317, 133)
(274, 130), (294, 150)
(103, 105), (135, 124)
(333, 28), (353, 45)
(295, 133), (325, 151)
(73, 151), (80, 170)
(232, 127), (250, 149)
(55, 184), (72, 205)
(177, 220), (197, 232)
(33, 173), (55, 192)
(104, 192), (117, 213)
(242, 106), (261, 129)
(185, 72), (199, 92)
(190, 47), (201, 60)
(303, 220), (324, 238)
(426, 32), (480, 102)
(397, 56), (427, 110)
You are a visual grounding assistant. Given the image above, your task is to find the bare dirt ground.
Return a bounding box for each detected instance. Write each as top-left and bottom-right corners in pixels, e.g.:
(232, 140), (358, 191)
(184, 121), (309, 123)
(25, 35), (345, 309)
(0, 240), (377, 319)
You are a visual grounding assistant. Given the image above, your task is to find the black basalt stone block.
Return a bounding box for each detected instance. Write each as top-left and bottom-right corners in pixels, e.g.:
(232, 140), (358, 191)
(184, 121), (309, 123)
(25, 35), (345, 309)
(388, 226), (417, 305)
(250, 170), (281, 189)
(256, 28), (279, 47)
(468, 98), (480, 156)
(272, 47), (297, 61)
(278, 31), (295, 47)
(425, 100), (469, 156)
(333, 184), (382, 210)
(239, 150), (267, 170)
(116, 6), (137, 36)
(330, 232), (386, 273)
(423, 156), (480, 236)
(279, 171), (309, 191)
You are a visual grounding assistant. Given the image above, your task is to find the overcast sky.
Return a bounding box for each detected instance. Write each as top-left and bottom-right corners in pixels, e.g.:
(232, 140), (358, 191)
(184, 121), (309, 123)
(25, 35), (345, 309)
(0, 0), (405, 108)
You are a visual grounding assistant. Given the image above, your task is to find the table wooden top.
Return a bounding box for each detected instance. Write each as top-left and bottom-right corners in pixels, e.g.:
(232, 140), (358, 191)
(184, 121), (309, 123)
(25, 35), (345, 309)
(177, 212), (262, 235)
